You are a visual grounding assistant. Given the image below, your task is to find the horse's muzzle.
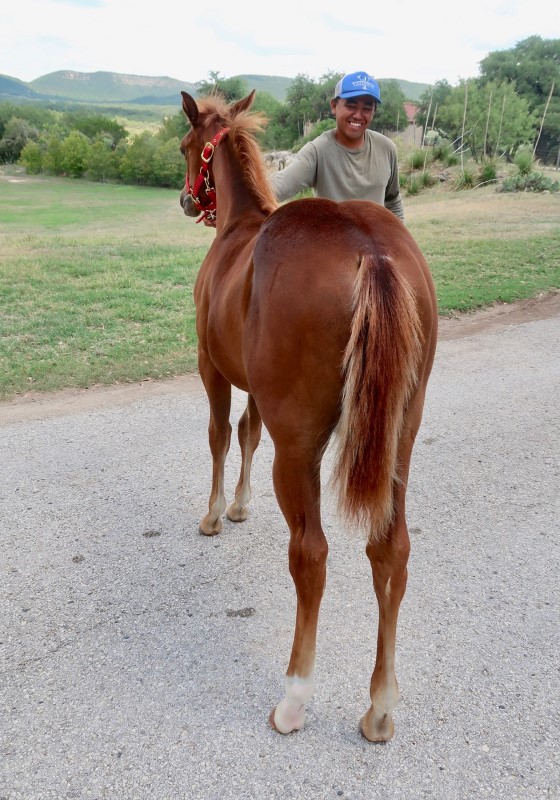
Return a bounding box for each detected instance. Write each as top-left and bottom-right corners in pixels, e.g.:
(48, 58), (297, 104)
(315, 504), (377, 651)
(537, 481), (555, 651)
(180, 191), (199, 218)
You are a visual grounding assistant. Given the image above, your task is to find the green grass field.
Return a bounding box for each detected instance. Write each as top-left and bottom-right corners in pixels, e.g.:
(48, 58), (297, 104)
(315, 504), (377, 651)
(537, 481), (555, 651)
(0, 173), (559, 400)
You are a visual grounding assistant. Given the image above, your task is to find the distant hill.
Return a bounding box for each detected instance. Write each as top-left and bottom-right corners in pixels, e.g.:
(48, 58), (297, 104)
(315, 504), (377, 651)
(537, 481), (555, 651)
(1, 70), (431, 106)
(233, 75), (294, 102)
(380, 79), (430, 103)
(0, 74), (43, 99)
(28, 70), (198, 102)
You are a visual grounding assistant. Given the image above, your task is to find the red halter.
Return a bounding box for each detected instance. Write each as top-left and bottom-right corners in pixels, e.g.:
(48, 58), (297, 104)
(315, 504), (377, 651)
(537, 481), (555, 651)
(185, 127), (230, 223)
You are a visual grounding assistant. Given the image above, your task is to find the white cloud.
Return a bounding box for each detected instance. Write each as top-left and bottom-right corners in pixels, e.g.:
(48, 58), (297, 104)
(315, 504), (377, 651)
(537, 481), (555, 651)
(1, 0), (559, 87)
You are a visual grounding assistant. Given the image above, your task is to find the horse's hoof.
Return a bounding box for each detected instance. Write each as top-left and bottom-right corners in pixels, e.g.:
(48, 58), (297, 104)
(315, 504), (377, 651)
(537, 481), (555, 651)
(199, 526), (220, 536)
(198, 518), (222, 536)
(268, 708), (281, 732)
(359, 709), (395, 743)
(268, 708), (298, 735)
(226, 502), (249, 523)
(268, 703), (305, 734)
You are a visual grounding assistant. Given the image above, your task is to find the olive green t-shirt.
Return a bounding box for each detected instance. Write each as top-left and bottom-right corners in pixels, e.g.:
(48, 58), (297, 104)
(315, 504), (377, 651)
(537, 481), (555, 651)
(269, 128), (404, 221)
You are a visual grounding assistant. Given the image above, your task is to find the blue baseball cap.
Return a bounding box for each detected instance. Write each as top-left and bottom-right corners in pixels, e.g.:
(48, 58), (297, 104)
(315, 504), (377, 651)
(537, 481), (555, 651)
(333, 72), (382, 104)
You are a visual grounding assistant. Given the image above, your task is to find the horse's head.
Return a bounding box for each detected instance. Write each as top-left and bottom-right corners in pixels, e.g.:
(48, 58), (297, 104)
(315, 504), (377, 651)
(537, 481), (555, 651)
(179, 90), (257, 223)
(179, 91), (205, 219)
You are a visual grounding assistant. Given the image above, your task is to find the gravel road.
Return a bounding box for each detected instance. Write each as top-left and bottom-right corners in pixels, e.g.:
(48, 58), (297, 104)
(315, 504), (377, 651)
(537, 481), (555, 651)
(1, 307), (559, 800)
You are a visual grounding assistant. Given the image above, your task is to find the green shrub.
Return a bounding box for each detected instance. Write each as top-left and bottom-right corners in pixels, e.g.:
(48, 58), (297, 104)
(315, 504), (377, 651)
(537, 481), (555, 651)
(479, 159), (498, 184)
(432, 143), (451, 163)
(500, 171), (560, 193)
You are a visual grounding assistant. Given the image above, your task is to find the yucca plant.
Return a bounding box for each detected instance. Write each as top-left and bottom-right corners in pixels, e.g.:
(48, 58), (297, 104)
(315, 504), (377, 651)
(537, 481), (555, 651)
(419, 170), (436, 188)
(513, 150), (534, 176)
(408, 148), (430, 171)
(478, 159), (498, 184)
(455, 168), (476, 189)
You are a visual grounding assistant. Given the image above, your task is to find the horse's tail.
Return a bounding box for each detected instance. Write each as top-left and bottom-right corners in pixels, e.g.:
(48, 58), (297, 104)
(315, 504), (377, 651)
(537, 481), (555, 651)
(332, 251), (423, 543)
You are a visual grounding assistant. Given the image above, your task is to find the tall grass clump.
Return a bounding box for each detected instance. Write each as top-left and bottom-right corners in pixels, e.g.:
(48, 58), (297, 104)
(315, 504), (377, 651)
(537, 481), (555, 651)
(513, 149), (534, 176)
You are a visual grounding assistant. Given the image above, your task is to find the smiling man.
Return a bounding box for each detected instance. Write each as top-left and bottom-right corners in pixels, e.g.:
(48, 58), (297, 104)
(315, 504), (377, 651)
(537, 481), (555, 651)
(269, 71), (404, 221)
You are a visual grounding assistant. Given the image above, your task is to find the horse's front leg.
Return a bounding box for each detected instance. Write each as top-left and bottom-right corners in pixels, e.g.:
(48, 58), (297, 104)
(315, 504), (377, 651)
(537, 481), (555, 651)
(227, 394), (262, 523)
(198, 357), (232, 536)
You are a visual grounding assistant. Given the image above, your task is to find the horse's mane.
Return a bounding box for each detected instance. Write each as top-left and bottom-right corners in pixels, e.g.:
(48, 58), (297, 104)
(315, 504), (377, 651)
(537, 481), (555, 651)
(196, 95), (279, 216)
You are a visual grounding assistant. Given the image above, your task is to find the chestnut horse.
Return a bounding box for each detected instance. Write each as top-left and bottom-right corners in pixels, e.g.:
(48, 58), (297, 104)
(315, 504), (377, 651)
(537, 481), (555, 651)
(179, 90), (437, 741)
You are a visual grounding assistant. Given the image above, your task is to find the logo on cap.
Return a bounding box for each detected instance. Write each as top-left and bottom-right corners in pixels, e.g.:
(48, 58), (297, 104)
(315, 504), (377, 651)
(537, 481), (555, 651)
(352, 74), (373, 91)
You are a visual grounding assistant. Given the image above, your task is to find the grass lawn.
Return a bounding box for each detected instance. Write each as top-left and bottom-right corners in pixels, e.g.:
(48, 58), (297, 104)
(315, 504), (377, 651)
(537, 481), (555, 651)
(0, 172), (559, 400)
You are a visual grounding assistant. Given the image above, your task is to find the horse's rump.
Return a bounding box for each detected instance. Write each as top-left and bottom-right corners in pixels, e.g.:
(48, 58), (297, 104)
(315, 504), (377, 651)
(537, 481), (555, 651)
(247, 198), (429, 541)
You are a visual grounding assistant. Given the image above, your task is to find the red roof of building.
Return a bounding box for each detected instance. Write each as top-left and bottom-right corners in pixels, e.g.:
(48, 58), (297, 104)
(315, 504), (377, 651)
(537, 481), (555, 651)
(403, 102), (418, 124)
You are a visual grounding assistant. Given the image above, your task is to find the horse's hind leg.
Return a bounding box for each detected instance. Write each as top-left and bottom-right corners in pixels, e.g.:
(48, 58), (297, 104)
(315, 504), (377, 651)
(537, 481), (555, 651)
(227, 394), (262, 522)
(360, 396), (423, 742)
(198, 359), (232, 536)
(360, 511), (410, 742)
(268, 441), (329, 734)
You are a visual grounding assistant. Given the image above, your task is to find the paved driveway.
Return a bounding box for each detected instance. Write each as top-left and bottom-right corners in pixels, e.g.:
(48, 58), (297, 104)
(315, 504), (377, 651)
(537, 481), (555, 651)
(1, 313), (559, 800)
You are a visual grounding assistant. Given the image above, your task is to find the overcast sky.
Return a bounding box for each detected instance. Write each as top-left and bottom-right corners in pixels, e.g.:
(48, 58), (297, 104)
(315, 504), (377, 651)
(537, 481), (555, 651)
(2, 0), (559, 87)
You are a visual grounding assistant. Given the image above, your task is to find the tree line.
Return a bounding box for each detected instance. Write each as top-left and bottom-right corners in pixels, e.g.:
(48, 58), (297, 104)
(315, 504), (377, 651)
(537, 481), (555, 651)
(1, 35), (558, 187)
(0, 106), (188, 187)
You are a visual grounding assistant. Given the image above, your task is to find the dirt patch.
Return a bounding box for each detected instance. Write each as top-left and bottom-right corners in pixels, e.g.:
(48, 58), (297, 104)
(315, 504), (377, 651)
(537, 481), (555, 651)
(437, 289), (560, 340)
(1, 291), (558, 426)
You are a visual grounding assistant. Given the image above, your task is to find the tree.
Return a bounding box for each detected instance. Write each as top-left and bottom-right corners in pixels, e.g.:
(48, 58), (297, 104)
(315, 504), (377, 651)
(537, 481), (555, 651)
(61, 130), (91, 177)
(152, 137), (185, 188)
(0, 117), (38, 163)
(196, 71), (248, 102)
(43, 135), (65, 175)
(157, 111), (188, 143)
(262, 103), (300, 150)
(416, 80), (453, 130)
(285, 74), (324, 138)
(479, 36), (560, 162)
(0, 103), (59, 140)
(62, 112), (128, 147)
(86, 139), (119, 182)
(119, 131), (158, 185)
(18, 140), (43, 174)
(373, 80), (407, 133)
(252, 92), (284, 150)
(435, 79), (537, 160)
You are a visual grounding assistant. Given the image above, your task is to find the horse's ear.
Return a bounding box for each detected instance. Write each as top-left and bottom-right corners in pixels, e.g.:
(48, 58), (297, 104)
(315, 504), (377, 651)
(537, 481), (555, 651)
(181, 91), (199, 126)
(230, 90), (256, 117)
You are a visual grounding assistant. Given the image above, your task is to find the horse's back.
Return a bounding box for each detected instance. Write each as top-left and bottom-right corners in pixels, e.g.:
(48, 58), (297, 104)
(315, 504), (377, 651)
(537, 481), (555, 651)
(244, 200), (358, 438)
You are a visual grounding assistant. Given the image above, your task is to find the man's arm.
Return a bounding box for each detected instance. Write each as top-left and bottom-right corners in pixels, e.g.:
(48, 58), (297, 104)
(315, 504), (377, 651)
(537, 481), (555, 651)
(384, 149), (405, 222)
(269, 143), (318, 202)
(385, 192), (404, 221)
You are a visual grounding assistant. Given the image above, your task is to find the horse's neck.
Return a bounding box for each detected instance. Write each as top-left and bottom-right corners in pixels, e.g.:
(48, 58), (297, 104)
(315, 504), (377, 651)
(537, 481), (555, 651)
(214, 146), (262, 230)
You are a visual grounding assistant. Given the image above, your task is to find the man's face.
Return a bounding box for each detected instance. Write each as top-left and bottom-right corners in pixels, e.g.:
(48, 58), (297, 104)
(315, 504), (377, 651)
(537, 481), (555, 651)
(330, 96), (376, 146)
